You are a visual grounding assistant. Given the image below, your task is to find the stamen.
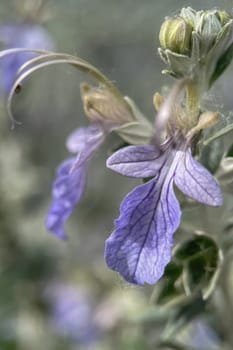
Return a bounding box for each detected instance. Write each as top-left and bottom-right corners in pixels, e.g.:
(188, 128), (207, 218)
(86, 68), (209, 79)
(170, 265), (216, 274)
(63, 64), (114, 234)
(6, 54), (129, 127)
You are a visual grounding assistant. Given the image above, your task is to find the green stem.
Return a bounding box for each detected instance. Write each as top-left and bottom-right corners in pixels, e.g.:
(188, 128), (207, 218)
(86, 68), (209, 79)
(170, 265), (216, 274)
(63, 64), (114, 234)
(203, 123), (233, 147)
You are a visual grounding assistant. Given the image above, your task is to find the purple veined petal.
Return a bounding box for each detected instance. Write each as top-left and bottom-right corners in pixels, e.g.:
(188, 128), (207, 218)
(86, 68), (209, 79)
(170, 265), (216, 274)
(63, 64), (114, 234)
(66, 125), (105, 153)
(107, 144), (165, 178)
(105, 173), (181, 285)
(46, 157), (87, 239)
(66, 125), (105, 173)
(174, 148), (223, 206)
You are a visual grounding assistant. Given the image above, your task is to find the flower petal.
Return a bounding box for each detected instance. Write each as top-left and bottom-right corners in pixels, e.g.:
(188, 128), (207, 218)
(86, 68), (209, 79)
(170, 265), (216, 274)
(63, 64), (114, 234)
(66, 125), (105, 155)
(66, 125), (105, 173)
(107, 145), (165, 178)
(46, 158), (87, 239)
(105, 175), (181, 285)
(174, 148), (222, 206)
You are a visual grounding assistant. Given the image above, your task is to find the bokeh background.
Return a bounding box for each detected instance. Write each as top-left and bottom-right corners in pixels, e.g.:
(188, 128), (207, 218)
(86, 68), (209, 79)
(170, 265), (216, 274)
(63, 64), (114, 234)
(0, 1), (233, 349)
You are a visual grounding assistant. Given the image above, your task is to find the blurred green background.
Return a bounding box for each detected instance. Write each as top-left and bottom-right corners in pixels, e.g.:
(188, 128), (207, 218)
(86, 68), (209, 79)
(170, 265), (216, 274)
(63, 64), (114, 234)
(0, 1), (232, 349)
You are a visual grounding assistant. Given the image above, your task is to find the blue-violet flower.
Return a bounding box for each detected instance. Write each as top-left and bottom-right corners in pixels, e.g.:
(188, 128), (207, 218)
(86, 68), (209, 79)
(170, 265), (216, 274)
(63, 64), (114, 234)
(45, 283), (98, 344)
(46, 83), (152, 239)
(105, 81), (222, 285)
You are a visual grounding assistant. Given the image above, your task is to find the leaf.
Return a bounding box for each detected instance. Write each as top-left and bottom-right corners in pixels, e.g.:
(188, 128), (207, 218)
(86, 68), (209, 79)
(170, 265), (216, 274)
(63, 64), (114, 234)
(162, 296), (206, 339)
(154, 262), (185, 306)
(174, 234), (222, 299)
(208, 20), (233, 87)
(209, 42), (233, 87)
(154, 233), (222, 307)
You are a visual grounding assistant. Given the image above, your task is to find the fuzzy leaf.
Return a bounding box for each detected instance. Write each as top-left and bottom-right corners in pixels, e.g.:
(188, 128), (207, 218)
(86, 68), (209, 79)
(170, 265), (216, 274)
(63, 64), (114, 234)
(174, 234), (222, 299)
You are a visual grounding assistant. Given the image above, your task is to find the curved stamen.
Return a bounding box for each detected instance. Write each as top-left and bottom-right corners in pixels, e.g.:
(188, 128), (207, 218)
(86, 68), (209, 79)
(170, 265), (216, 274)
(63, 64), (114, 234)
(5, 53), (130, 127)
(0, 48), (52, 58)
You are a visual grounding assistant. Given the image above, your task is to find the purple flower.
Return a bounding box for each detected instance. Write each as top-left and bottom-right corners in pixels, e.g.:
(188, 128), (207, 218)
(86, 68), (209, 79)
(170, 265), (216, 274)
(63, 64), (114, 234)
(46, 83), (152, 239)
(46, 125), (105, 239)
(45, 283), (98, 344)
(105, 82), (223, 285)
(0, 23), (54, 94)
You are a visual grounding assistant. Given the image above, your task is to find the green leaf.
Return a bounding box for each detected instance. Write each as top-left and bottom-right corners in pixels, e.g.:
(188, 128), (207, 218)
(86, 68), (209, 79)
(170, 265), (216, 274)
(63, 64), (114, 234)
(162, 296), (206, 339)
(153, 262), (186, 307)
(154, 233), (222, 306)
(209, 42), (233, 87)
(174, 234), (222, 299)
(208, 20), (233, 87)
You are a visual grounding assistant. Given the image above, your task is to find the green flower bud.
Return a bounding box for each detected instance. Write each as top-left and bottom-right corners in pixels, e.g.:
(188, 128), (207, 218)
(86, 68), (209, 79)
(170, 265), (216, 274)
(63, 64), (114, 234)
(197, 10), (222, 48)
(159, 16), (193, 55)
(180, 7), (196, 26)
(158, 7), (233, 89)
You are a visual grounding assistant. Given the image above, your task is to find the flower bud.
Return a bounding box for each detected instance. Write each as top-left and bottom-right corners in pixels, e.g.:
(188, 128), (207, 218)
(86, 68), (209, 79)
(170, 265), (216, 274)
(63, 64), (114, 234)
(217, 10), (232, 26)
(197, 11), (222, 49)
(80, 83), (134, 126)
(158, 7), (233, 90)
(159, 16), (193, 55)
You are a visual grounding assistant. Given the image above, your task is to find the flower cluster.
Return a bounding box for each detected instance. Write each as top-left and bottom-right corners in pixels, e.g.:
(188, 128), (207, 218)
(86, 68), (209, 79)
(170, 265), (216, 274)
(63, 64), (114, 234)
(1, 6), (232, 287)
(158, 7), (233, 89)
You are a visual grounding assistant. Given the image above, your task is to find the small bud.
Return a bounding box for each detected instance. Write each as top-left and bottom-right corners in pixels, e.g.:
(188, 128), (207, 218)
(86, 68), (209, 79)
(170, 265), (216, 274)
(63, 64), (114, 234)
(197, 11), (222, 48)
(80, 83), (134, 125)
(159, 16), (193, 55)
